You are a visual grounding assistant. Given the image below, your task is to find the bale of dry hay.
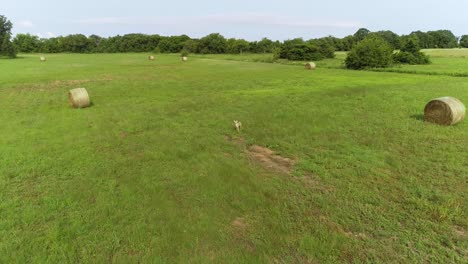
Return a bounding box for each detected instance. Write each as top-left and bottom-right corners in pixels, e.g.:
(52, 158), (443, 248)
(305, 62), (316, 70)
(69, 88), (91, 108)
(182, 56), (188, 62)
(424, 97), (465, 125)
(40, 56), (46, 62)
(149, 55), (155, 61)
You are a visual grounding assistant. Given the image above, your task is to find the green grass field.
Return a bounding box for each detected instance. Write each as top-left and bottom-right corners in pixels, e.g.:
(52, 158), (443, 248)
(0, 51), (467, 263)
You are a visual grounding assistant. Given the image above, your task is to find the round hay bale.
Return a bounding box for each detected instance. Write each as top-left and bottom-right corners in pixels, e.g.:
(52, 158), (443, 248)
(149, 55), (155, 61)
(69, 88), (91, 108)
(424, 97), (465, 125)
(40, 56), (46, 62)
(182, 56), (188, 62)
(305, 62), (316, 70)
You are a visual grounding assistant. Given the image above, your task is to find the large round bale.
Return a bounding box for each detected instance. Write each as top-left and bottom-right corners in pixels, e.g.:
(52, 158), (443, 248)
(148, 55), (155, 61)
(182, 56), (188, 62)
(69, 88), (91, 108)
(424, 97), (465, 126)
(305, 62), (316, 70)
(40, 56), (46, 62)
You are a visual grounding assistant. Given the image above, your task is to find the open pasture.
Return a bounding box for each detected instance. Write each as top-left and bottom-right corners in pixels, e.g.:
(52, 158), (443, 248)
(0, 51), (467, 263)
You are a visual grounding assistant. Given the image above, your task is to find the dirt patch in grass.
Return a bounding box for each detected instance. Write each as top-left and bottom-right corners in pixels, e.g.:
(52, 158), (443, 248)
(453, 225), (467, 239)
(230, 217), (256, 252)
(247, 145), (295, 174)
(231, 217), (249, 231)
(225, 135), (295, 174)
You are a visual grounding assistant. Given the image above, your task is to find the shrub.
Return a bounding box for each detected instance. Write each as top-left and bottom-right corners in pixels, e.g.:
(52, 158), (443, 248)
(392, 51), (430, 65)
(180, 49), (189, 57)
(393, 37), (430, 65)
(278, 38), (335, 61)
(345, 36), (393, 69)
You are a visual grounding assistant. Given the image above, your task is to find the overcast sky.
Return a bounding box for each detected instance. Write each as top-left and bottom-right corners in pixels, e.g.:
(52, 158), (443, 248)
(3, 0), (467, 40)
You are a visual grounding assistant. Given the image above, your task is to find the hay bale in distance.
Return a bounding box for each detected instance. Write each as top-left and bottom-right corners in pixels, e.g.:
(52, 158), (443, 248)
(149, 55), (155, 61)
(424, 97), (465, 125)
(69, 88), (91, 108)
(182, 56), (188, 62)
(40, 56), (46, 62)
(305, 62), (316, 70)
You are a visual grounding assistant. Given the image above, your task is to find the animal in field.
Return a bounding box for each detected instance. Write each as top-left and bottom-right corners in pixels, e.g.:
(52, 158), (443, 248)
(233, 120), (242, 132)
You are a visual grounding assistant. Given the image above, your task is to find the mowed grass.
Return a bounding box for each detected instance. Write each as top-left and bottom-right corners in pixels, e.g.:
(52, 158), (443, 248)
(0, 52), (467, 263)
(373, 49), (468, 77)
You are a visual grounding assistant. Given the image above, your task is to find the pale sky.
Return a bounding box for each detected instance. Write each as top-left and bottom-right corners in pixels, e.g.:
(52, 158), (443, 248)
(3, 0), (467, 40)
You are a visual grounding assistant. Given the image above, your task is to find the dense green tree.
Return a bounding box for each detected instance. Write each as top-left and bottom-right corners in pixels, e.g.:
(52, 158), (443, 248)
(197, 33), (227, 54)
(40, 37), (63, 53)
(226, 38), (249, 54)
(393, 37), (430, 65)
(460, 35), (468, 48)
(341, 35), (355, 51)
(157, 35), (189, 53)
(427, 30), (458, 48)
(0, 15), (17, 58)
(315, 36), (344, 51)
(13, 33), (41, 52)
(278, 38), (333, 61)
(183, 39), (200, 53)
(280, 44), (321, 61)
(252, 37), (277, 53)
(345, 36), (393, 69)
(354, 28), (370, 42)
(1, 34), (16, 57)
(308, 38), (336, 58)
(408, 31), (433, 49)
(368, 30), (401, 49)
(61, 34), (92, 53)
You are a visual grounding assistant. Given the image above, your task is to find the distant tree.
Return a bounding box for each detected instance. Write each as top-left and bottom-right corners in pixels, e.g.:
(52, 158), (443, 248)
(226, 38), (249, 54)
(197, 33), (227, 54)
(460, 35), (468, 48)
(408, 31), (433, 49)
(341, 35), (356, 51)
(183, 39), (199, 53)
(256, 38), (276, 53)
(427, 30), (458, 48)
(1, 34), (16, 57)
(278, 38), (333, 61)
(308, 38), (336, 58)
(368, 30), (401, 50)
(354, 28), (371, 42)
(13, 33), (41, 52)
(0, 15), (17, 58)
(345, 36), (393, 69)
(87, 34), (102, 52)
(61, 34), (92, 53)
(157, 35), (189, 53)
(393, 37), (430, 65)
(316, 36), (344, 51)
(40, 37), (63, 53)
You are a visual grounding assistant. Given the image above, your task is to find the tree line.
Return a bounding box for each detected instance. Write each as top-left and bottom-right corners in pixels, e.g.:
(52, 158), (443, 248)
(11, 29), (466, 55)
(2, 14), (468, 60)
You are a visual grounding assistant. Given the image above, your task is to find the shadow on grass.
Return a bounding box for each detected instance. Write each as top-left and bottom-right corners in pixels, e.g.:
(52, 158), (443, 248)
(411, 114), (425, 121)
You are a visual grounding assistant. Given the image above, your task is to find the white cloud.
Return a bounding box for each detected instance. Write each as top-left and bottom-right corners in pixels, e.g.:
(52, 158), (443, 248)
(74, 13), (362, 29)
(18, 20), (34, 28)
(34, 32), (56, 39)
(198, 13), (363, 29)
